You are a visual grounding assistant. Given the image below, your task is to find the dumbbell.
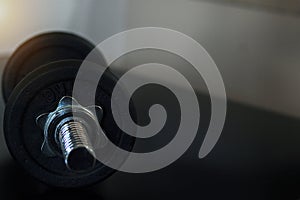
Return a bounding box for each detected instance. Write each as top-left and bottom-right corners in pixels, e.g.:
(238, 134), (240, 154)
(2, 32), (135, 188)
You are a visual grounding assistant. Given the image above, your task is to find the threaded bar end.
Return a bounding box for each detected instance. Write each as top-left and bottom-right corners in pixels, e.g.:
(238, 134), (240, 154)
(59, 121), (96, 172)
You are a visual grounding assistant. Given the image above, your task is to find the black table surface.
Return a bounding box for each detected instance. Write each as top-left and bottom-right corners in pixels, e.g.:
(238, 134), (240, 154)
(1, 93), (300, 200)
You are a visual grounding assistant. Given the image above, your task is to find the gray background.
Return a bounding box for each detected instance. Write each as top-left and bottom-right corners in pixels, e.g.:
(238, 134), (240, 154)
(0, 0), (300, 118)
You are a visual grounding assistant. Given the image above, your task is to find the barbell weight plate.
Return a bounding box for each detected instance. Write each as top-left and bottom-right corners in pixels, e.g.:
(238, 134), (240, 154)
(4, 60), (135, 188)
(2, 32), (96, 102)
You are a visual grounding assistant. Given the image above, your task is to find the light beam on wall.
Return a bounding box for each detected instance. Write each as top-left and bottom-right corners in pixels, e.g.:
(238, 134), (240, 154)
(0, 2), (7, 23)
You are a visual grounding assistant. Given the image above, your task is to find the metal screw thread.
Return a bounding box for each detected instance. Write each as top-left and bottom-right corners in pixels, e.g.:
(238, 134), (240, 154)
(59, 121), (96, 171)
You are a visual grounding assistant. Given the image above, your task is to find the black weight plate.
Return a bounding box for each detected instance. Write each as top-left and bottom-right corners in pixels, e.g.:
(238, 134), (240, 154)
(2, 32), (95, 102)
(4, 60), (135, 188)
